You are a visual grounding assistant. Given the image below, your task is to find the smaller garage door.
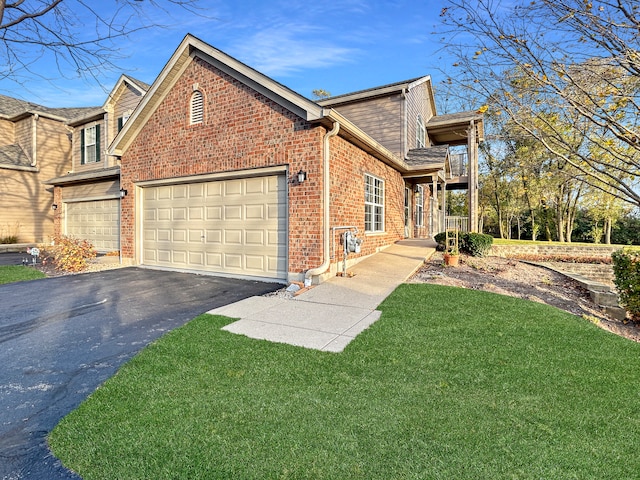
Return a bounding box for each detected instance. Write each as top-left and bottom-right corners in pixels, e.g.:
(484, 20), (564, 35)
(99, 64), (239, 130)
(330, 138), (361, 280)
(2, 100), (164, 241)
(66, 199), (120, 252)
(142, 175), (287, 281)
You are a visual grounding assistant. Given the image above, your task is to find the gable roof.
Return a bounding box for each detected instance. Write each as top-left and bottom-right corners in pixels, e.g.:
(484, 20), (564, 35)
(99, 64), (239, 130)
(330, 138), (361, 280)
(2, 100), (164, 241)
(107, 34), (468, 180)
(109, 34), (324, 156)
(427, 111), (484, 146)
(0, 94), (98, 122)
(317, 76), (437, 114)
(65, 74), (151, 127)
(102, 74), (150, 110)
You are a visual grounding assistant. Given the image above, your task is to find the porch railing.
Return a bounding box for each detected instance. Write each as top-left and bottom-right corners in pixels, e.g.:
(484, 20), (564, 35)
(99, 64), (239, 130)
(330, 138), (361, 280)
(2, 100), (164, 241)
(445, 216), (469, 233)
(448, 153), (468, 178)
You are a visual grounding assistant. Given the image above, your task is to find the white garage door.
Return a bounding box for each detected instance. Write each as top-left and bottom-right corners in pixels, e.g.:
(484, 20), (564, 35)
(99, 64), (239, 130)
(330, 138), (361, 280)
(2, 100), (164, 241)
(142, 175), (287, 281)
(66, 199), (120, 252)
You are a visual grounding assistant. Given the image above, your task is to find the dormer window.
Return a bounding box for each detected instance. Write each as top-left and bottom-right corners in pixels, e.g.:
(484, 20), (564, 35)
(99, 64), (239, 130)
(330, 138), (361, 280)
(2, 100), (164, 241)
(190, 90), (204, 125)
(416, 115), (426, 148)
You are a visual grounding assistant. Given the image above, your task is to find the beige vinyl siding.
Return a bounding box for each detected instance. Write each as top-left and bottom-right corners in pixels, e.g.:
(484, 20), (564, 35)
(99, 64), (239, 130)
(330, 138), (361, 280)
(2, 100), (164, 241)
(72, 119), (106, 172)
(62, 179), (119, 201)
(110, 82), (145, 140)
(14, 117), (32, 160)
(332, 95), (404, 158)
(0, 116), (72, 243)
(406, 83), (434, 150)
(0, 118), (14, 145)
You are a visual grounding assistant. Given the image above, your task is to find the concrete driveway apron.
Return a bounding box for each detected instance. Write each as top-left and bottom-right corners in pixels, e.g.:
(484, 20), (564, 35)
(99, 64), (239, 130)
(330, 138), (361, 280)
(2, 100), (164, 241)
(0, 267), (279, 480)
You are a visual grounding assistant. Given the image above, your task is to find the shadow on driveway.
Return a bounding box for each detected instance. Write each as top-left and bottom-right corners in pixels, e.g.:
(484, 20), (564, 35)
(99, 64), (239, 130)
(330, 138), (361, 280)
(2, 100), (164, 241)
(0, 267), (279, 479)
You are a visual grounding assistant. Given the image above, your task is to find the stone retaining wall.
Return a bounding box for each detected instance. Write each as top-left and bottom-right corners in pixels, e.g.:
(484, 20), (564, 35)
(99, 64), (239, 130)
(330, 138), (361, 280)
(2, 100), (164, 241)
(490, 244), (619, 258)
(489, 244), (619, 286)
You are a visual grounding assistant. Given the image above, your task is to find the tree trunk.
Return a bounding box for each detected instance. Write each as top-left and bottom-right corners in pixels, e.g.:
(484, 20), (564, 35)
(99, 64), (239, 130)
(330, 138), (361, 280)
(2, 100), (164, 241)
(604, 217), (612, 244)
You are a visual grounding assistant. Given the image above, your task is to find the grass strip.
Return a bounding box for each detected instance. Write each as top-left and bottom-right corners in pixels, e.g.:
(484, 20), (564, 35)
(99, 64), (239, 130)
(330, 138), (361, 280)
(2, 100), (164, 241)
(0, 265), (46, 284)
(50, 284), (640, 479)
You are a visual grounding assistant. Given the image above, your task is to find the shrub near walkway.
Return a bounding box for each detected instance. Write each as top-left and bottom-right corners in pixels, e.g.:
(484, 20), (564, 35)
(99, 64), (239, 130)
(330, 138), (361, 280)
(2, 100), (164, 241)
(50, 284), (640, 479)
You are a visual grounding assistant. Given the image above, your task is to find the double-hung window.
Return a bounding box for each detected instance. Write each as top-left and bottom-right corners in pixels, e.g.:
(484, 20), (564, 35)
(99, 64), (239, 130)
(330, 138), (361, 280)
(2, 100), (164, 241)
(80, 124), (100, 164)
(365, 174), (384, 233)
(416, 115), (426, 148)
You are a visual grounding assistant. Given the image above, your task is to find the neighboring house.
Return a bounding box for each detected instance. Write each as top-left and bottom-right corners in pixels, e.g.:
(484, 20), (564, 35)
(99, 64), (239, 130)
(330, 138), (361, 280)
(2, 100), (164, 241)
(0, 95), (97, 243)
(51, 34), (483, 284)
(45, 75), (149, 252)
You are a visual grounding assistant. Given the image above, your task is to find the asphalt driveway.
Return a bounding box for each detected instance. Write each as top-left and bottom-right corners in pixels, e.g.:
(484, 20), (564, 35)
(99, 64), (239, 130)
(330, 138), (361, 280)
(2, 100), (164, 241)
(0, 266), (279, 479)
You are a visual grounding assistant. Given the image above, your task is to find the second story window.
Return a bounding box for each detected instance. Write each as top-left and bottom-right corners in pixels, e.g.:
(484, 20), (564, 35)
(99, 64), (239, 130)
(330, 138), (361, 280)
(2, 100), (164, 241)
(190, 90), (204, 125)
(416, 115), (426, 148)
(117, 114), (130, 132)
(80, 125), (100, 164)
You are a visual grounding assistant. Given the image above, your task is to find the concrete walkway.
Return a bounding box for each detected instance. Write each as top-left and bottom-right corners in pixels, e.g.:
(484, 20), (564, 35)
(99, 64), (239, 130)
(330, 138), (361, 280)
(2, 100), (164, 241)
(208, 239), (436, 352)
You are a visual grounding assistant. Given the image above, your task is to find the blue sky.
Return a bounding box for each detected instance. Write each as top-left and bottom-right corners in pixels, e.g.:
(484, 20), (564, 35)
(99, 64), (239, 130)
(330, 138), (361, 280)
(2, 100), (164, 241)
(0, 0), (455, 108)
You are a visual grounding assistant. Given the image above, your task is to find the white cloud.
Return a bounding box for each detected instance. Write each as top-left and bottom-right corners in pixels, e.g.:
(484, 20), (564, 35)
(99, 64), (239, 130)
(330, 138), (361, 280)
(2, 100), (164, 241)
(229, 24), (358, 76)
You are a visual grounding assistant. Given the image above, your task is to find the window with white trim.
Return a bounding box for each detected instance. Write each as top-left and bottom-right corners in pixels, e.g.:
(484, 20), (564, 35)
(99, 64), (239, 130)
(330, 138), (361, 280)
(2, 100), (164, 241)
(415, 185), (424, 227)
(80, 125), (100, 164)
(365, 174), (385, 233)
(416, 115), (426, 148)
(190, 90), (204, 125)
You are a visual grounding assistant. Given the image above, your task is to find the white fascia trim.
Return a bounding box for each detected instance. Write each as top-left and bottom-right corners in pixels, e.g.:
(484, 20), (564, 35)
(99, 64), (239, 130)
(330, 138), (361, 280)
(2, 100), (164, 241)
(190, 42), (323, 121)
(108, 40), (193, 156)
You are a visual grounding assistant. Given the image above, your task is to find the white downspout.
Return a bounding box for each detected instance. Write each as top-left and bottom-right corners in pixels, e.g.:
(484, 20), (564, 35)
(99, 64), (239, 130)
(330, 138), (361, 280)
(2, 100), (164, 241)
(31, 113), (39, 167)
(305, 120), (340, 286)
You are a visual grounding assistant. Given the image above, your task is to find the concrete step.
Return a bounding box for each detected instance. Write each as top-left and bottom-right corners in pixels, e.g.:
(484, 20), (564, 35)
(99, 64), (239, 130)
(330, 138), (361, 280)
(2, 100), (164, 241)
(590, 290), (620, 307)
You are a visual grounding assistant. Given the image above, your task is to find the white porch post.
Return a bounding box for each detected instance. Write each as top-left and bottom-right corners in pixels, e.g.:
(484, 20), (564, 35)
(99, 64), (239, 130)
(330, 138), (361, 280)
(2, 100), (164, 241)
(440, 177), (446, 232)
(467, 120), (479, 233)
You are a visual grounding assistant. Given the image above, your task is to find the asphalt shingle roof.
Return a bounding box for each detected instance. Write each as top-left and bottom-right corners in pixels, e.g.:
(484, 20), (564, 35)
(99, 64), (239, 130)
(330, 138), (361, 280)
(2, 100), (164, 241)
(0, 94), (99, 121)
(405, 145), (449, 169)
(0, 144), (30, 168)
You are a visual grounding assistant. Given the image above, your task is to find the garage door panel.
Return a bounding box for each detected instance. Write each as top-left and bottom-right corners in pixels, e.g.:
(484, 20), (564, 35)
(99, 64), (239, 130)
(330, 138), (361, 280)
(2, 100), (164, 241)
(206, 230), (222, 243)
(206, 252), (223, 267)
(245, 204), (265, 219)
(224, 253), (242, 269)
(224, 230), (242, 244)
(225, 180), (243, 196)
(66, 199), (119, 252)
(206, 206), (222, 220)
(245, 255), (264, 271)
(224, 205), (242, 220)
(245, 230), (264, 245)
(188, 230), (204, 243)
(172, 250), (187, 264)
(142, 175), (286, 280)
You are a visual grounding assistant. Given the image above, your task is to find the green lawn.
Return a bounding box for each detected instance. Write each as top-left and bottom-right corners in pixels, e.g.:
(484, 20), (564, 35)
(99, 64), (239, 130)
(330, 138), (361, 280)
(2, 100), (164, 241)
(0, 265), (46, 284)
(492, 238), (640, 249)
(49, 284), (640, 479)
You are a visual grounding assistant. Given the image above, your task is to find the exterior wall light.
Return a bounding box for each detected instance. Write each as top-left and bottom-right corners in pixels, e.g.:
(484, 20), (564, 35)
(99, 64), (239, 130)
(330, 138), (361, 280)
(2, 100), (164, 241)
(119, 188), (128, 198)
(297, 169), (307, 184)
(51, 203), (58, 210)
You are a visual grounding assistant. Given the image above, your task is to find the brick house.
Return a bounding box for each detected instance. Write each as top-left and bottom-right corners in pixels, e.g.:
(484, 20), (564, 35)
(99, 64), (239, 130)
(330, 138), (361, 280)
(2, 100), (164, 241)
(0, 95), (98, 243)
(54, 34), (483, 284)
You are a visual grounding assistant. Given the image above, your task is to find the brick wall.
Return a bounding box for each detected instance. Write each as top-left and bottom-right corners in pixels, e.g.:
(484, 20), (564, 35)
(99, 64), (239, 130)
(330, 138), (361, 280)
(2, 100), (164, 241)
(119, 56), (409, 278)
(329, 135), (405, 259)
